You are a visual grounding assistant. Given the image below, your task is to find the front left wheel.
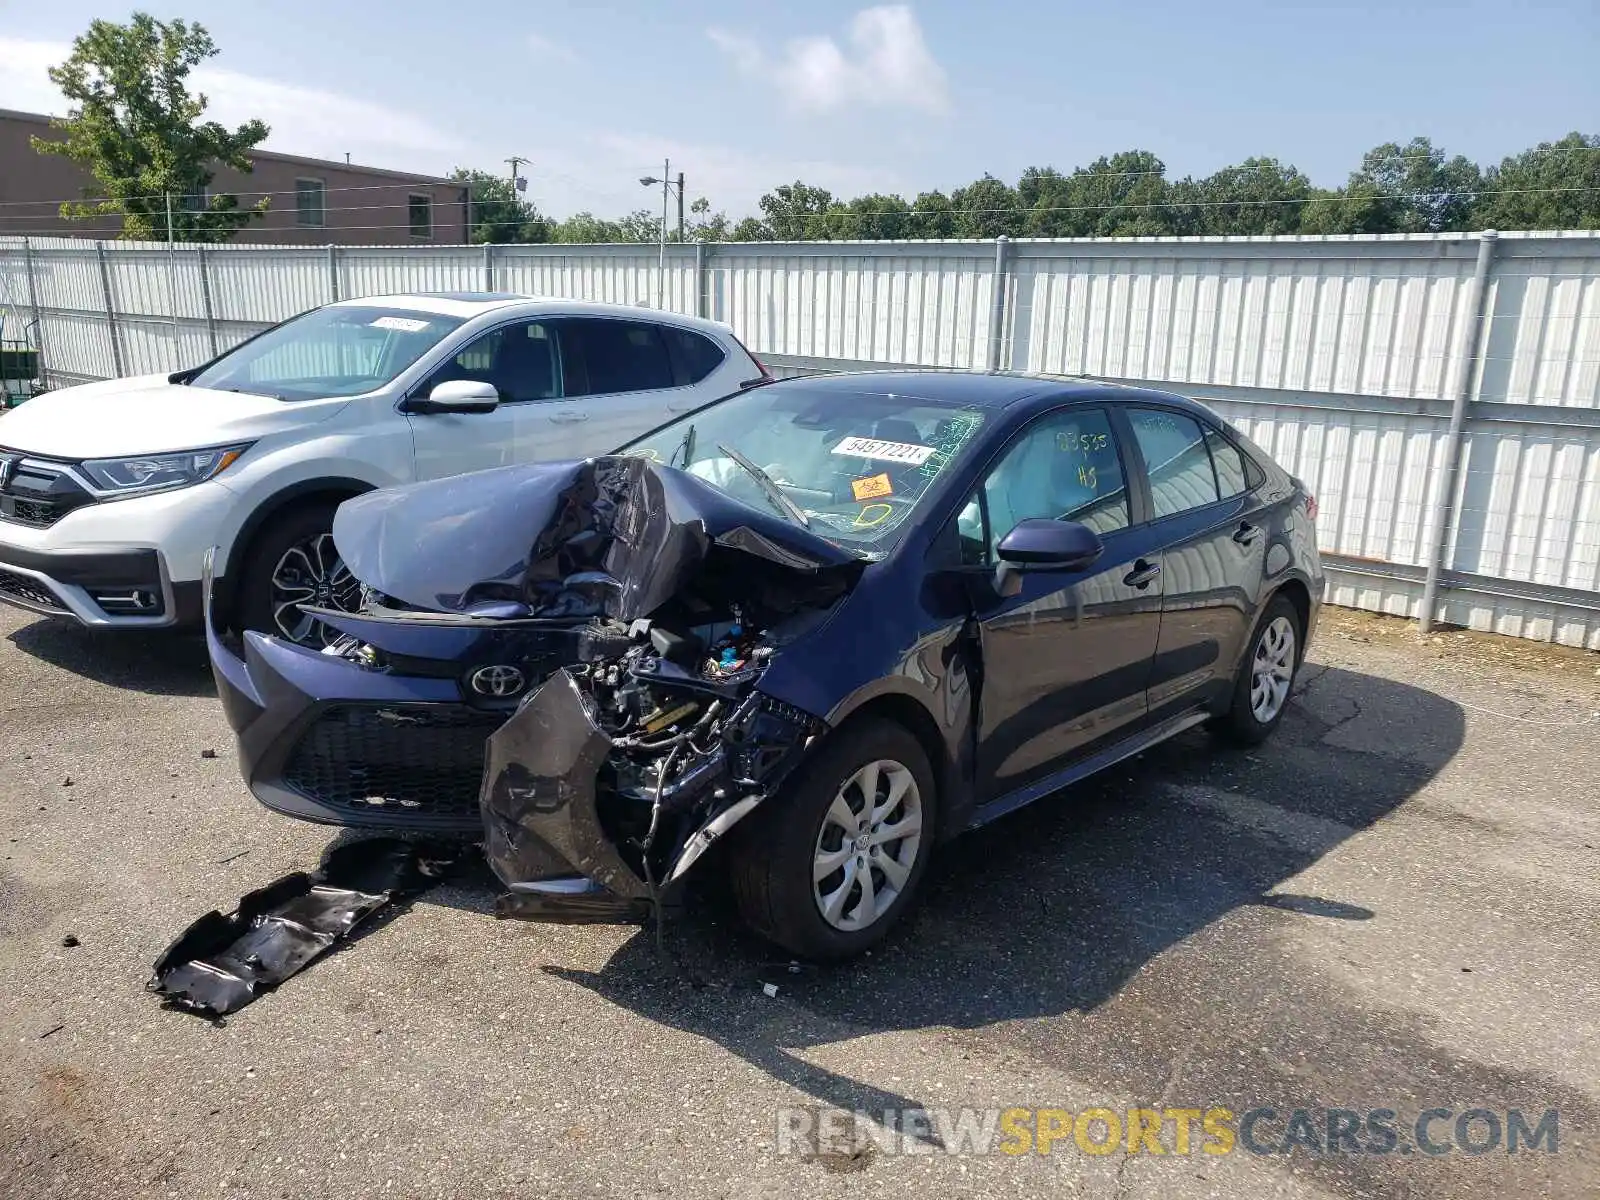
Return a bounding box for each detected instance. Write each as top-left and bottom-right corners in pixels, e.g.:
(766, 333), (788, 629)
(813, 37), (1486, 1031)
(730, 718), (937, 960)
(235, 503), (362, 647)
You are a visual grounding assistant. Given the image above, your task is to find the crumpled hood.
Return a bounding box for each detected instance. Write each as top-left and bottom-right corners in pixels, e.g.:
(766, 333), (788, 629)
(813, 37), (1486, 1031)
(332, 455), (864, 622)
(0, 376), (348, 458)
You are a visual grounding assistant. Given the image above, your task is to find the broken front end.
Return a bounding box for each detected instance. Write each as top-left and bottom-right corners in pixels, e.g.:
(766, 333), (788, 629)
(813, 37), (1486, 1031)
(208, 455), (863, 922)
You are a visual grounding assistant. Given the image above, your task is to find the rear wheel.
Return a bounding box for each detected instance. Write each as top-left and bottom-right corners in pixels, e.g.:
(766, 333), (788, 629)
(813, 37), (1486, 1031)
(730, 719), (936, 960)
(1215, 594), (1302, 746)
(236, 503), (362, 647)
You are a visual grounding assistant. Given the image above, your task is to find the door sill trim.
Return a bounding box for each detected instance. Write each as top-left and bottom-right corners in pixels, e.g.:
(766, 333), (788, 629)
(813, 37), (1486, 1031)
(967, 708), (1212, 829)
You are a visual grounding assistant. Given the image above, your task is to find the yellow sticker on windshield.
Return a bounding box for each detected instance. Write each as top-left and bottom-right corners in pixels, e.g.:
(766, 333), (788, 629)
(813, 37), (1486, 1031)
(853, 503), (893, 528)
(851, 473), (894, 501)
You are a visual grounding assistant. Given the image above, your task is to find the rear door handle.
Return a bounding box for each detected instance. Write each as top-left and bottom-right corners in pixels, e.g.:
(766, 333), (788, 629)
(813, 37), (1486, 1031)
(1232, 521), (1260, 546)
(548, 410), (589, 423)
(1123, 559), (1161, 589)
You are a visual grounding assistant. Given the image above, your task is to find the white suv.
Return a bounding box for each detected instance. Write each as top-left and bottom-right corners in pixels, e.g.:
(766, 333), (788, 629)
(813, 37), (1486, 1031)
(0, 293), (766, 643)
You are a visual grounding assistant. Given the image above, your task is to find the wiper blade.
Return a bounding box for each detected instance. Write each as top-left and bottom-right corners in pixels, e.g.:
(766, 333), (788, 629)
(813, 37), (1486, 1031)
(716, 443), (809, 528)
(672, 423), (696, 469)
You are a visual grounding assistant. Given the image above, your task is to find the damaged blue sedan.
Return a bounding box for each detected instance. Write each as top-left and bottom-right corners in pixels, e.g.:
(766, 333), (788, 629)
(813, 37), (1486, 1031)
(208, 371), (1322, 958)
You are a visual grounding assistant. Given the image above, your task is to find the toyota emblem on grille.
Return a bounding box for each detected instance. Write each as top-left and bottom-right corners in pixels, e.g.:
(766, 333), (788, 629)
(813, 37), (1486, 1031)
(470, 665), (526, 697)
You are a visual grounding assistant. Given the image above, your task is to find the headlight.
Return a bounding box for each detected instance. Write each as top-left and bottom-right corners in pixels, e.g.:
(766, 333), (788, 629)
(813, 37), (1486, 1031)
(81, 443), (252, 496)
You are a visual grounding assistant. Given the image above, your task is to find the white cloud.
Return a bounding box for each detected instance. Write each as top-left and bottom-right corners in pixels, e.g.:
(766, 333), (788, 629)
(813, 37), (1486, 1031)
(0, 37), (463, 172)
(708, 5), (948, 115)
(526, 33), (579, 64)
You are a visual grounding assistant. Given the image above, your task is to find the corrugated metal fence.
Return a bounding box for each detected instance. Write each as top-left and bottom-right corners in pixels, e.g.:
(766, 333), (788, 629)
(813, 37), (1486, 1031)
(2, 231), (1598, 649)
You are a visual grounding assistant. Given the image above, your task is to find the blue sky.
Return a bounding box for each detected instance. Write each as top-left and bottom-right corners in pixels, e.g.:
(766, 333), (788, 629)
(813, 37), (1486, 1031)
(1, 0), (1595, 220)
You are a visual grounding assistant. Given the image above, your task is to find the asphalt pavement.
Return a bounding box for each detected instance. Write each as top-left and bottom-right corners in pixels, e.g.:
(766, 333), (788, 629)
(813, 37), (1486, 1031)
(0, 604), (1596, 1199)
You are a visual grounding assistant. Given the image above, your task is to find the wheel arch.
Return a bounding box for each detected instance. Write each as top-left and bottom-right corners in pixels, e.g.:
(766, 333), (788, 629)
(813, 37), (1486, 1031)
(216, 477), (376, 624)
(1270, 575), (1314, 664)
(824, 689), (957, 842)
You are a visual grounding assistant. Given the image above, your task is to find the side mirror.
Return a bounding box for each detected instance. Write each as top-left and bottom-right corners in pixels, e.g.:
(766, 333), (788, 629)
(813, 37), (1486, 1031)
(407, 380), (500, 415)
(993, 518), (1103, 597)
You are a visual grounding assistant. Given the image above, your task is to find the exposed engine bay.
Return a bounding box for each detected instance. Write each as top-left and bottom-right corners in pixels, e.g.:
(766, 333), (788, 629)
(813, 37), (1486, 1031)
(286, 455), (867, 921)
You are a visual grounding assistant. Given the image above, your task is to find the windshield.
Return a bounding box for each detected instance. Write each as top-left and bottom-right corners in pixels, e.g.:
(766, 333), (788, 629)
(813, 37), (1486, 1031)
(620, 382), (987, 552)
(189, 306), (467, 401)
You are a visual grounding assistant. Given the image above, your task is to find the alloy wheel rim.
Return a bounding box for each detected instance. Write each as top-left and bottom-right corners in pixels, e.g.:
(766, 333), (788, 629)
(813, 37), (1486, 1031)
(812, 759), (923, 932)
(269, 532), (361, 647)
(1250, 615), (1296, 723)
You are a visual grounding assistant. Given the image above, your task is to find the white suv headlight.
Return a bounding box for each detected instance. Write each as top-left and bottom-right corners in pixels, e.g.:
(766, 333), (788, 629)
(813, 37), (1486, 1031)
(81, 443), (252, 497)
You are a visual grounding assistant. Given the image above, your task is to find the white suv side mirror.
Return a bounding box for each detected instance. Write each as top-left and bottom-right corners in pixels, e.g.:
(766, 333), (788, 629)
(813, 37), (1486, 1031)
(408, 380), (500, 415)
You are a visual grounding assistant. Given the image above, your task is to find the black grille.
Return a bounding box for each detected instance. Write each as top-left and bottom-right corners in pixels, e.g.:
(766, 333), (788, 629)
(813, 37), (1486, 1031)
(0, 568), (67, 613)
(0, 451), (95, 529)
(282, 705), (502, 825)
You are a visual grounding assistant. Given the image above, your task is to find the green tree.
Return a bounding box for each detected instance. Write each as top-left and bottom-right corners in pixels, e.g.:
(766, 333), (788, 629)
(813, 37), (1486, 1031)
(1302, 138), (1482, 234)
(549, 212), (625, 242)
(906, 189), (956, 238)
(33, 13), (269, 242)
(729, 216), (772, 241)
(452, 169), (550, 243)
(951, 174), (1023, 238)
(1168, 158), (1314, 235)
(756, 182), (835, 240)
(1476, 133), (1600, 230)
(684, 197), (731, 242)
(1024, 151), (1176, 237)
(810, 193), (913, 240)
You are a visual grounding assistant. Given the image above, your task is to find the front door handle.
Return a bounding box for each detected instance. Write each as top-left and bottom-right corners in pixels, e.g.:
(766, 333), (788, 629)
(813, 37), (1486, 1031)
(548, 410), (589, 423)
(1123, 559), (1161, 589)
(1232, 521), (1260, 546)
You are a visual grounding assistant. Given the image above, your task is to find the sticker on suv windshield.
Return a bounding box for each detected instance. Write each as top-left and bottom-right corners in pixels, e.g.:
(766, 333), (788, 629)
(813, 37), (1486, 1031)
(369, 316), (431, 333)
(832, 436), (935, 465)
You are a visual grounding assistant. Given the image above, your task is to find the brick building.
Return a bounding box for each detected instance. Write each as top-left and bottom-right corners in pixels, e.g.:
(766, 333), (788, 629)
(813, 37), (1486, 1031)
(0, 108), (467, 245)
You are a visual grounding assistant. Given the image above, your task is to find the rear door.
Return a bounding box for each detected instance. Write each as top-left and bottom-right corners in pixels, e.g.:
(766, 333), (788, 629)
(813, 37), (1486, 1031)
(548, 318), (724, 455)
(406, 318), (569, 480)
(963, 405), (1166, 803)
(1123, 407), (1267, 720)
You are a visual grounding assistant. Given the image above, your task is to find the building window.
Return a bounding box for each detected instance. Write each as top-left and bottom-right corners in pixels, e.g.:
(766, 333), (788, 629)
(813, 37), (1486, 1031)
(179, 187), (209, 213)
(296, 178), (326, 228)
(409, 193), (432, 239)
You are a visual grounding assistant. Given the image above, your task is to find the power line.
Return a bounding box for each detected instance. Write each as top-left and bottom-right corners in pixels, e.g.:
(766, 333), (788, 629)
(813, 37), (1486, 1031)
(4, 183), (1597, 234)
(2, 141), (1596, 214)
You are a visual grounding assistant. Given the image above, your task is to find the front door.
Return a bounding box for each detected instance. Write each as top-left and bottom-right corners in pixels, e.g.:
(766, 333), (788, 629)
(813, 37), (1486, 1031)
(1124, 407), (1265, 720)
(406, 318), (573, 481)
(964, 406), (1165, 803)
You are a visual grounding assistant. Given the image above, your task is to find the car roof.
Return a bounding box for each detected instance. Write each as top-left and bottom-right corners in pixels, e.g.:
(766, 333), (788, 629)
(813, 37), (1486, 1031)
(771, 369), (1203, 414)
(326, 292), (735, 336)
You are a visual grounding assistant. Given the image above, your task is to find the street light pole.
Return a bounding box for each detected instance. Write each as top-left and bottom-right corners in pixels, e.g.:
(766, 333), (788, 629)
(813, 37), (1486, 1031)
(657, 158), (669, 307)
(640, 161), (688, 310)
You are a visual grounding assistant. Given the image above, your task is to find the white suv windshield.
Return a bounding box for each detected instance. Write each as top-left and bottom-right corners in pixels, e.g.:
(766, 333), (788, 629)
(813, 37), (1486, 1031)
(190, 306), (467, 401)
(621, 384), (987, 552)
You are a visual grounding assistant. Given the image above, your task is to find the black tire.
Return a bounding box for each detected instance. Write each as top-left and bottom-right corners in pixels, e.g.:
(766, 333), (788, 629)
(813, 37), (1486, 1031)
(1215, 593), (1303, 747)
(730, 718), (937, 960)
(235, 502), (358, 645)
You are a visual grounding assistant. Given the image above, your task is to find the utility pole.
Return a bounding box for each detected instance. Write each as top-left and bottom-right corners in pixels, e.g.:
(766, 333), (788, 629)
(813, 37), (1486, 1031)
(506, 156), (530, 192)
(676, 171), (685, 243)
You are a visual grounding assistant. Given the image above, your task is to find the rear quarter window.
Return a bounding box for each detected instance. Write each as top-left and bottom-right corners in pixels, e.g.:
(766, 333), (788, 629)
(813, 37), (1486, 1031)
(666, 328), (727, 385)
